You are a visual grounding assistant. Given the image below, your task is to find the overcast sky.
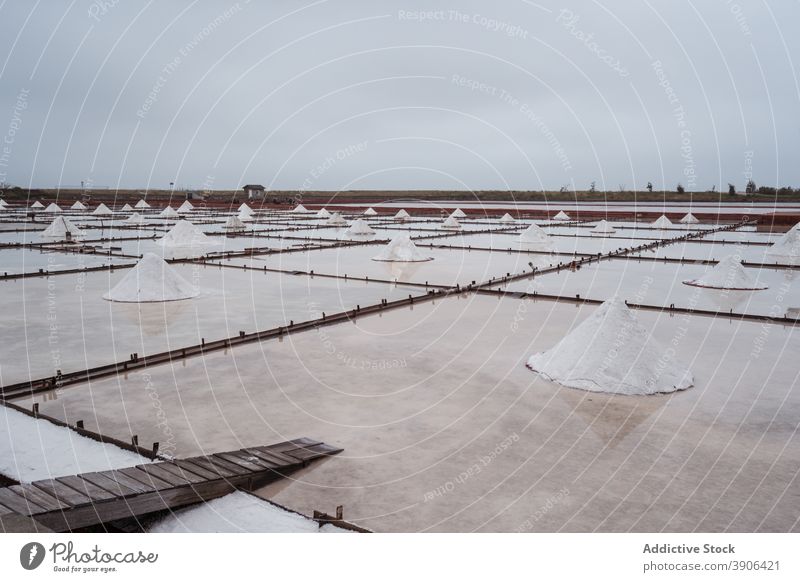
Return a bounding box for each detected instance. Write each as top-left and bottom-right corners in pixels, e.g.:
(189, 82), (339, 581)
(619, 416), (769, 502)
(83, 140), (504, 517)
(0, 0), (797, 192)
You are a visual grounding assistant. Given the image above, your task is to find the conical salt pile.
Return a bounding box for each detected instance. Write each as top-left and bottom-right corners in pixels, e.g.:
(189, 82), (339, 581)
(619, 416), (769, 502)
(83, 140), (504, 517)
(121, 203), (133, 211)
(92, 203), (112, 216)
(158, 220), (217, 247)
(553, 210), (570, 221)
(103, 253), (198, 302)
(327, 213), (347, 226)
(519, 223), (553, 246)
(224, 215), (247, 231)
(0, 198), (8, 206)
(652, 214), (672, 228)
(500, 213), (515, 223)
(160, 206), (179, 218)
(766, 223), (800, 261)
(345, 218), (375, 236)
(316, 208), (331, 218)
(71, 201), (87, 211)
(31, 201), (44, 209)
(442, 216), (461, 229)
(450, 208), (466, 218)
(363, 207), (378, 216)
(177, 201), (194, 213)
(127, 213), (145, 224)
(43, 203), (62, 213)
(237, 211), (253, 222)
(394, 209), (411, 221)
(527, 297), (693, 395)
(591, 220), (616, 234)
(292, 204), (310, 213)
(373, 234), (432, 262)
(238, 203), (254, 215)
(680, 212), (699, 224)
(135, 199), (150, 209)
(39, 216), (84, 241)
(683, 255), (767, 290)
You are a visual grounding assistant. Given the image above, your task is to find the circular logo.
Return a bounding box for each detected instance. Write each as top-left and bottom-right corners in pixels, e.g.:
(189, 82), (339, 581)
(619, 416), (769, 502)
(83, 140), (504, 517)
(20, 542), (46, 570)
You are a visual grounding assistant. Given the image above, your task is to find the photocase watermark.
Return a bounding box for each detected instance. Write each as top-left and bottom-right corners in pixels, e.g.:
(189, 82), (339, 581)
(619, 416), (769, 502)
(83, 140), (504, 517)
(0, 87), (29, 184)
(397, 9), (529, 39)
(142, 372), (177, 457)
(750, 273), (795, 360)
(724, 0), (752, 37)
(423, 432), (519, 502)
(652, 60), (696, 189)
(514, 487), (570, 531)
(556, 9), (629, 78)
(87, 0), (122, 22)
(451, 74), (572, 172)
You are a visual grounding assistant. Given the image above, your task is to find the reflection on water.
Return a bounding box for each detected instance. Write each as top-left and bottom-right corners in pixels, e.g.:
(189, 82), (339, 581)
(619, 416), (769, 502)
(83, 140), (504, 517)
(697, 287), (752, 312)
(115, 300), (190, 337)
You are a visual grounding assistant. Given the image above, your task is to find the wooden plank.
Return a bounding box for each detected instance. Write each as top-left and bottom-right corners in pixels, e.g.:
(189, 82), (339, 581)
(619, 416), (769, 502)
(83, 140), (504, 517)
(172, 459), (223, 481)
(190, 455), (250, 477)
(264, 439), (322, 454)
(9, 484), (68, 513)
(288, 442), (344, 461)
(248, 447), (302, 466)
(136, 463), (192, 487)
(0, 500), (17, 516)
(80, 473), (141, 497)
(56, 476), (118, 502)
(33, 479), (93, 507)
(0, 487), (45, 515)
(155, 462), (209, 484)
(215, 452), (270, 473)
(94, 470), (155, 494)
(241, 448), (284, 468)
(117, 467), (174, 490)
(176, 457), (236, 479)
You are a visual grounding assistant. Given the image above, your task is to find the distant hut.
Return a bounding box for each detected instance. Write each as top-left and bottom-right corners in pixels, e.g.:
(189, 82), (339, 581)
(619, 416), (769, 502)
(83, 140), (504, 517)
(242, 184), (265, 200)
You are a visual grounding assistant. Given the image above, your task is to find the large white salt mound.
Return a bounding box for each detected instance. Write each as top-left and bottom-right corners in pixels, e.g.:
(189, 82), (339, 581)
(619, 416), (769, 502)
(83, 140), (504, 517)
(148, 491), (350, 533)
(442, 216), (461, 229)
(292, 204), (310, 213)
(591, 219), (616, 234)
(121, 203), (133, 211)
(135, 199), (150, 208)
(0, 198), (8, 206)
(652, 214), (672, 228)
(92, 202), (112, 215)
(316, 208), (331, 218)
(373, 234), (432, 262)
(345, 218), (375, 236)
(237, 210), (253, 222)
(104, 253), (198, 302)
(127, 212), (145, 224)
(31, 200), (44, 209)
(500, 213), (515, 223)
(519, 223), (553, 246)
(224, 215), (247, 231)
(40, 216), (84, 241)
(158, 219), (218, 247)
(683, 255), (767, 290)
(160, 205), (179, 217)
(450, 208), (466, 218)
(680, 212), (699, 224)
(70, 200), (87, 210)
(527, 298), (693, 395)
(766, 224), (800, 260)
(0, 404), (148, 483)
(553, 210), (570, 221)
(177, 200), (194, 213)
(394, 209), (411, 220)
(327, 212), (347, 226)
(363, 207), (378, 216)
(44, 202), (62, 213)
(238, 203), (254, 214)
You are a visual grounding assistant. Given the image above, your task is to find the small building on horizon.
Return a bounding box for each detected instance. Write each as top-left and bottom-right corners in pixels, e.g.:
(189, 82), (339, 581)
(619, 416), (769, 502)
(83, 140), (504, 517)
(242, 184), (265, 200)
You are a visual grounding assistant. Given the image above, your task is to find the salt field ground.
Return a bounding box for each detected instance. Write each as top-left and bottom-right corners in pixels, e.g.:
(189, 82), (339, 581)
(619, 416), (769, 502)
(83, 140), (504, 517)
(1, 201), (798, 532)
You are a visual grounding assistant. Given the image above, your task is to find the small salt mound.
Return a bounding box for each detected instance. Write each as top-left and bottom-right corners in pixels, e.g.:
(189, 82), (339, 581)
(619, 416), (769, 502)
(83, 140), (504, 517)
(652, 214), (673, 228)
(395, 209), (411, 220)
(92, 202), (112, 215)
(237, 210), (253, 222)
(40, 216), (84, 241)
(500, 213), (516, 223)
(553, 210), (570, 221)
(766, 223), (800, 260)
(317, 208), (331, 218)
(292, 204), (310, 213)
(591, 219), (616, 234)
(44, 202), (62, 213)
(442, 216), (461, 229)
(127, 212), (145, 224)
(363, 207), (378, 216)
(135, 199), (150, 208)
(71, 200), (87, 210)
(121, 203), (133, 211)
(450, 208), (466, 218)
(373, 234), (432, 262)
(680, 212), (699, 224)
(31, 200), (44, 209)
(327, 213), (347, 226)
(0, 198), (8, 206)
(346, 218), (375, 235)
(158, 219), (218, 247)
(224, 215), (247, 231)
(527, 297), (693, 395)
(238, 203), (254, 214)
(147, 491), (350, 533)
(178, 200), (194, 213)
(519, 223), (553, 246)
(104, 253), (198, 302)
(683, 255), (767, 290)
(160, 206), (179, 217)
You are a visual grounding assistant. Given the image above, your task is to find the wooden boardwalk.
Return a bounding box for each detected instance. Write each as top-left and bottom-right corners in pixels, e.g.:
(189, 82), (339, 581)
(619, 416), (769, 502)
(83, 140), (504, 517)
(0, 437), (341, 532)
